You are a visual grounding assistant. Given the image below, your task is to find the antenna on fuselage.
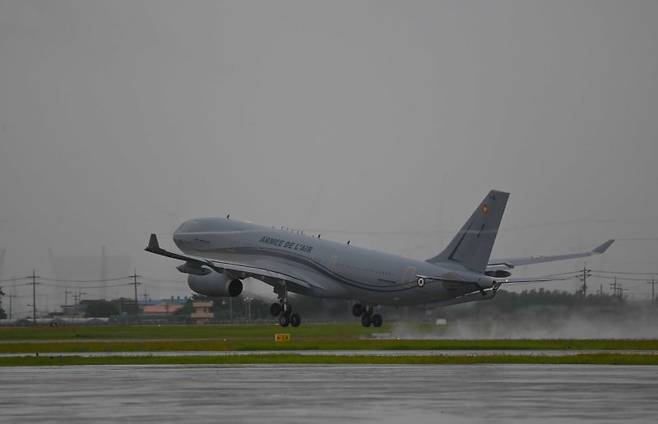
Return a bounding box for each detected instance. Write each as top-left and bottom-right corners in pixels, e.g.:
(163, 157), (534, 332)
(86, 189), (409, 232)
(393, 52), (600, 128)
(347, 240), (350, 245)
(317, 234), (321, 239)
(226, 214), (230, 219)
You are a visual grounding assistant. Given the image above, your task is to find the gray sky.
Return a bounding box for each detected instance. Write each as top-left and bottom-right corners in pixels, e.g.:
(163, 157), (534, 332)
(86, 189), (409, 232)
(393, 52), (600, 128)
(1, 1), (657, 314)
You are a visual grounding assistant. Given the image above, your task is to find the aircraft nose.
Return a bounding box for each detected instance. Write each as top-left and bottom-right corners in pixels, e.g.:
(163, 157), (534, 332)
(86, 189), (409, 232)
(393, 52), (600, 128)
(173, 222), (186, 235)
(175, 219), (202, 234)
(173, 220), (196, 248)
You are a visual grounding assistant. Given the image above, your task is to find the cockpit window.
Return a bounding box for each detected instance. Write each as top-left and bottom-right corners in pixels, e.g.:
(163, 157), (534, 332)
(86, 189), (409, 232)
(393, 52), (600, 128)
(177, 219), (206, 232)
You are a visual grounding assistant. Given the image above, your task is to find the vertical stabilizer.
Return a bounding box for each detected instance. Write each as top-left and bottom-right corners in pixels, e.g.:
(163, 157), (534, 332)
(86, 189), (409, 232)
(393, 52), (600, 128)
(427, 190), (509, 273)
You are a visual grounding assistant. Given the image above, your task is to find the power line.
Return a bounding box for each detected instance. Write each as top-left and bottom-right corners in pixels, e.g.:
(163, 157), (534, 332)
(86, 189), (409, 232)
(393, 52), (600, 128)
(590, 274), (652, 282)
(540, 270), (583, 278)
(141, 277), (186, 283)
(590, 269), (658, 276)
(39, 276), (132, 283)
(0, 277), (26, 282)
(39, 281), (133, 289)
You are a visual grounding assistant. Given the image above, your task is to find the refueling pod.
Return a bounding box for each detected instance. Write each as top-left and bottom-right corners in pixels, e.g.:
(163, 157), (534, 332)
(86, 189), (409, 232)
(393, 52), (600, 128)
(187, 271), (243, 297)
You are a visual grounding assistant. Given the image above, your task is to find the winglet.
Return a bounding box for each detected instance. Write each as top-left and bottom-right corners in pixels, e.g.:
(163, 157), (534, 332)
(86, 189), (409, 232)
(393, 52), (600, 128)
(593, 239), (614, 254)
(145, 233), (161, 253)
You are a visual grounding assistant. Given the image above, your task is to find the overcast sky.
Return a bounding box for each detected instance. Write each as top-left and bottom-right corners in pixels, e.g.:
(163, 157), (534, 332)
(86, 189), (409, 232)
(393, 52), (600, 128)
(1, 1), (657, 314)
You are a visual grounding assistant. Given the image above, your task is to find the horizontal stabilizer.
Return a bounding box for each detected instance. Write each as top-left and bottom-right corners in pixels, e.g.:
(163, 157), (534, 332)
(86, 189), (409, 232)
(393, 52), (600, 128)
(488, 239), (615, 270)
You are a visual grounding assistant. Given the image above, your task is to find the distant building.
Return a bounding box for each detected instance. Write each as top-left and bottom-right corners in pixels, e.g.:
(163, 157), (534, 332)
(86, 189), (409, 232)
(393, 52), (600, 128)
(142, 303), (183, 315)
(60, 304), (82, 317)
(191, 300), (214, 324)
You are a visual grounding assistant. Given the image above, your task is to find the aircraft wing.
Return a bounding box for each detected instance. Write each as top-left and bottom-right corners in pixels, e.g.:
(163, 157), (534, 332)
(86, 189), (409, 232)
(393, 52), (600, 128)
(145, 234), (313, 290)
(487, 239), (614, 270)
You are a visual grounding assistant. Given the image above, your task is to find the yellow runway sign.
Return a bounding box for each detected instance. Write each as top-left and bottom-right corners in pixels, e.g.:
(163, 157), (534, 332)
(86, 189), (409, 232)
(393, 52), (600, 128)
(274, 333), (291, 343)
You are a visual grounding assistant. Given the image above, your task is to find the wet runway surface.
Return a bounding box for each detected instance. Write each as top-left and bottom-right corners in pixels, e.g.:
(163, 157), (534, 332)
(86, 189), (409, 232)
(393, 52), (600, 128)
(1, 364), (657, 423)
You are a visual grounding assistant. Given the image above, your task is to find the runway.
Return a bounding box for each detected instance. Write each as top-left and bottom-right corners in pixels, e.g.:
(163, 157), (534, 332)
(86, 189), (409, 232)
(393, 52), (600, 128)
(1, 364), (657, 423)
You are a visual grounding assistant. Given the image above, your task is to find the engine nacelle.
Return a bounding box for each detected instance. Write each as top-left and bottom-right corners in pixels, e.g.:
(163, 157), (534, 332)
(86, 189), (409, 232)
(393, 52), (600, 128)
(484, 270), (512, 278)
(187, 272), (243, 297)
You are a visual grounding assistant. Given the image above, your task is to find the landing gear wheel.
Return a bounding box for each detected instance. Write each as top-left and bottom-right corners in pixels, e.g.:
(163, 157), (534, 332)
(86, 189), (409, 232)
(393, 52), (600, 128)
(270, 302), (282, 317)
(278, 314), (290, 327)
(371, 314), (383, 328)
(361, 314), (372, 327)
(352, 303), (364, 317)
(290, 313), (301, 328)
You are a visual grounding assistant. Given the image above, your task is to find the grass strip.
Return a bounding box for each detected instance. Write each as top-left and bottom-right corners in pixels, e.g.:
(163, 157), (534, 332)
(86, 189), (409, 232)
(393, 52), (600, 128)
(0, 323), (372, 341)
(3, 324), (658, 354)
(1, 353), (658, 366)
(3, 338), (658, 354)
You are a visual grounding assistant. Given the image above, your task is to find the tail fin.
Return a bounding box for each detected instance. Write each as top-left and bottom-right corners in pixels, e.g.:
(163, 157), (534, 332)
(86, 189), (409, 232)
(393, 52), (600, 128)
(427, 190), (509, 273)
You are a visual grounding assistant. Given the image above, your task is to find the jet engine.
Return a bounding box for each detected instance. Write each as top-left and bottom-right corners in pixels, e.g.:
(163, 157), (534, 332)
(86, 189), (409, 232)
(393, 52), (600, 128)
(187, 272), (243, 297)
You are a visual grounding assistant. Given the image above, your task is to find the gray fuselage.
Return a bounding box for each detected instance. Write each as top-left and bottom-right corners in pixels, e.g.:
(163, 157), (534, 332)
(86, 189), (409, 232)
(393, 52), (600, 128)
(172, 217), (492, 306)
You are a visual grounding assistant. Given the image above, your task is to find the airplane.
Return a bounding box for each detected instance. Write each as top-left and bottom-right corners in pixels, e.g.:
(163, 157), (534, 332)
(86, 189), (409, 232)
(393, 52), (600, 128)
(146, 190), (614, 328)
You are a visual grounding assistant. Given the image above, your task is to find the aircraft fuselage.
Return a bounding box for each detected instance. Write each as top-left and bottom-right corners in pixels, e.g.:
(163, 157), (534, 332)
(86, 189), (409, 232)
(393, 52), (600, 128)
(173, 217), (492, 306)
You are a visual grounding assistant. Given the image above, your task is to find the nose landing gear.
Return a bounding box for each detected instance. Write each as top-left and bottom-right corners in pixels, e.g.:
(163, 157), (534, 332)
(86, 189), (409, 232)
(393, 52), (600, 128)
(353, 303), (383, 328)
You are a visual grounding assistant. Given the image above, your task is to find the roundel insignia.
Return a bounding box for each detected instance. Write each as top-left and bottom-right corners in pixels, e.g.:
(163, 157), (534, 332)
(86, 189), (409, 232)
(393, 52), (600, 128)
(481, 204), (490, 216)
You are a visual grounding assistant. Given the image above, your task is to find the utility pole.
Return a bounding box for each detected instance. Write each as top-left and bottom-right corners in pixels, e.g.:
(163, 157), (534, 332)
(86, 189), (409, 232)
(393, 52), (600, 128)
(64, 289), (71, 315)
(131, 269), (141, 316)
(28, 269), (39, 323)
(77, 291), (87, 315)
(101, 245), (107, 300)
(577, 266), (591, 297)
(648, 277), (656, 305)
(610, 277), (618, 299)
(72, 292), (81, 315)
(8, 293), (15, 320)
(609, 278), (625, 300)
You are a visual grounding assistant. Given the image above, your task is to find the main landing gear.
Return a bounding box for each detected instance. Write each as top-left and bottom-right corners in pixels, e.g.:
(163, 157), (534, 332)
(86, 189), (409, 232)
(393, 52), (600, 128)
(352, 303), (383, 328)
(271, 284), (301, 328)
